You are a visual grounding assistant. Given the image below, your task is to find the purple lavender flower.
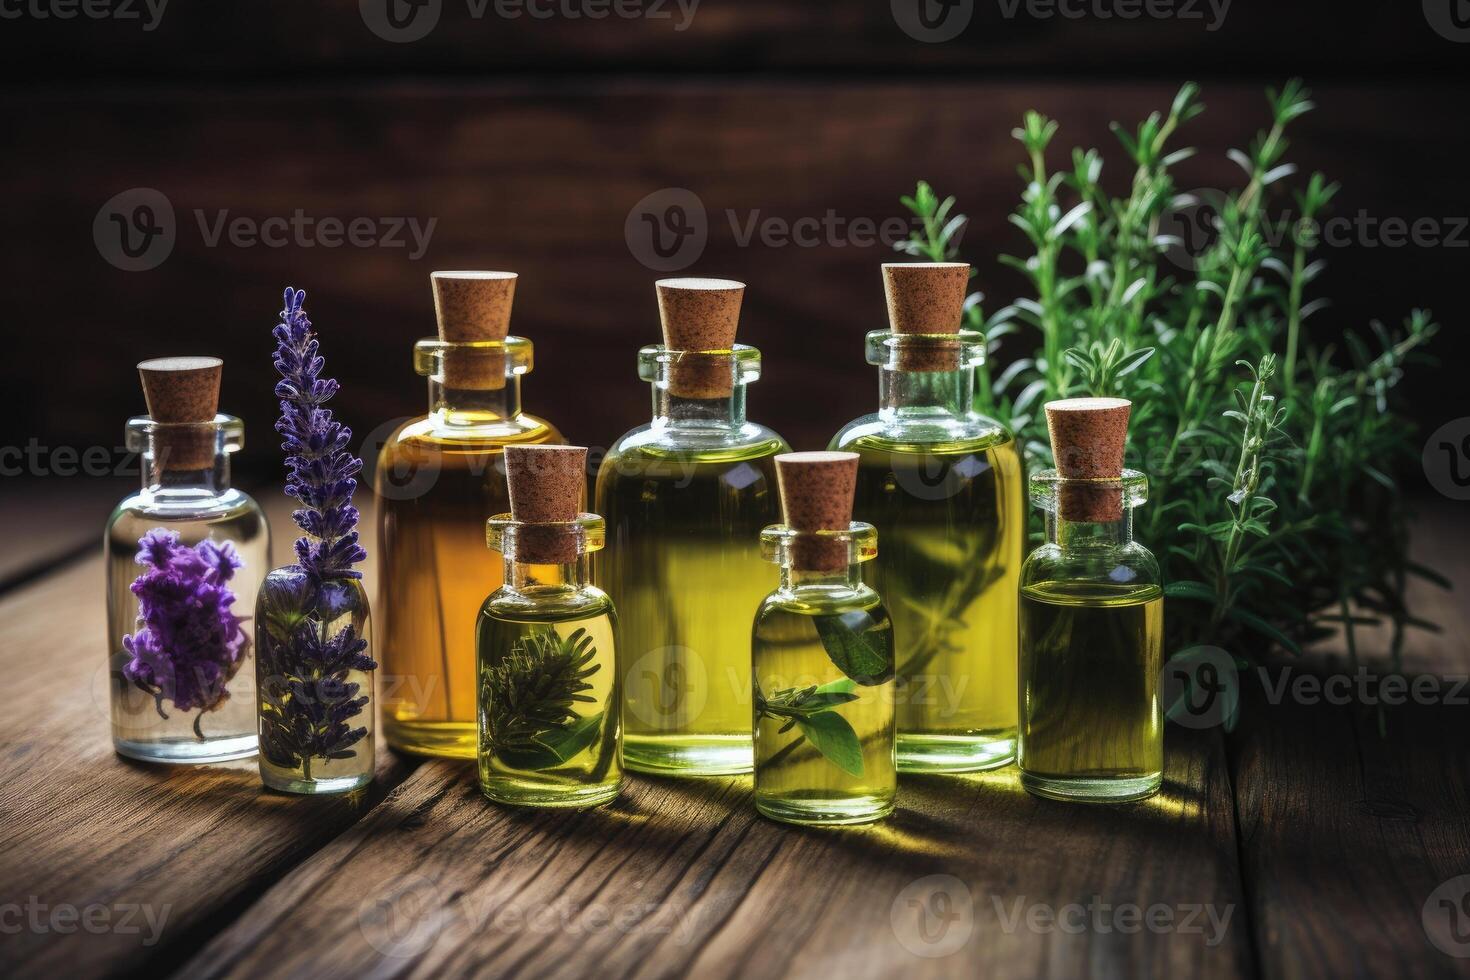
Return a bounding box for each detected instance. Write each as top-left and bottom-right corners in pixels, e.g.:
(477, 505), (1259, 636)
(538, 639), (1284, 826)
(272, 286), (367, 581)
(122, 528), (250, 733)
(258, 288), (376, 777)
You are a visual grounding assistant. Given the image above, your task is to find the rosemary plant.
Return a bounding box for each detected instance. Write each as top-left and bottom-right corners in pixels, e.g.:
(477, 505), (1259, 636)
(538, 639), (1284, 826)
(897, 80), (1442, 665)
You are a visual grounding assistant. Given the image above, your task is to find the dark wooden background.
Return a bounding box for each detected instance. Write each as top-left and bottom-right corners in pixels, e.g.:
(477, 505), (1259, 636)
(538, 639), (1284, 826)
(0, 1), (1462, 481)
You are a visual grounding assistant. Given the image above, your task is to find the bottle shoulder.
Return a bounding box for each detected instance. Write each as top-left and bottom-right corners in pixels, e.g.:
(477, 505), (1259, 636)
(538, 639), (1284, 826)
(831, 412), (1015, 455)
(483, 584), (614, 623)
(379, 413), (562, 457)
(108, 487), (267, 526)
(602, 421), (789, 466)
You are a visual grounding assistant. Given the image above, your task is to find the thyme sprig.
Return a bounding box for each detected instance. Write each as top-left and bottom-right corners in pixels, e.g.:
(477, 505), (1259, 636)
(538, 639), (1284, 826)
(898, 79), (1443, 661)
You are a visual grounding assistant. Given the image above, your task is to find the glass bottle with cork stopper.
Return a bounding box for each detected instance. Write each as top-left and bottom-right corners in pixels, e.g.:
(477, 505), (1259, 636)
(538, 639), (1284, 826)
(830, 263), (1025, 773)
(1018, 397), (1163, 803)
(478, 445), (621, 807)
(105, 357), (270, 763)
(375, 271), (565, 759)
(752, 451), (896, 826)
(596, 278), (789, 777)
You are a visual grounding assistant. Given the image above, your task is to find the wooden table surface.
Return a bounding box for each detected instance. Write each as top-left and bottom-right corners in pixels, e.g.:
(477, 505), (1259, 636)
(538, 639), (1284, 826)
(1, 486), (1466, 979)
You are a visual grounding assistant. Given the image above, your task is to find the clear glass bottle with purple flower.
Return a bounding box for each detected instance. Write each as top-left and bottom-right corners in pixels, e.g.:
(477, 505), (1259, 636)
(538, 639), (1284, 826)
(106, 357), (270, 764)
(255, 288), (377, 794)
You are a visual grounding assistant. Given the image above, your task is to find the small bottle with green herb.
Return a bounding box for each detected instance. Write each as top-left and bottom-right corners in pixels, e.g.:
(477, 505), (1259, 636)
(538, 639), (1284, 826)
(477, 445), (622, 807)
(1018, 398), (1163, 804)
(752, 452), (896, 826)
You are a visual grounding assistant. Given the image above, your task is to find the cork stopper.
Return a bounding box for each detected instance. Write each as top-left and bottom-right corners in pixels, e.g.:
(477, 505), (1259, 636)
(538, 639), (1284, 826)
(882, 263), (969, 371)
(656, 277), (744, 400)
(504, 444), (587, 563)
(775, 451), (859, 571)
(431, 271), (516, 390)
(1045, 397), (1132, 522)
(137, 357), (222, 471)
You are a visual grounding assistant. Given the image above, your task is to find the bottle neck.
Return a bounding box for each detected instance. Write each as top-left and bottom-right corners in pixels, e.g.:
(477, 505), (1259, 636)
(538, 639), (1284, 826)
(877, 365), (972, 421)
(142, 439), (231, 497)
(779, 561), (865, 595)
(651, 380), (748, 431)
(429, 376), (523, 427)
(1046, 510), (1134, 550)
(502, 554), (591, 593)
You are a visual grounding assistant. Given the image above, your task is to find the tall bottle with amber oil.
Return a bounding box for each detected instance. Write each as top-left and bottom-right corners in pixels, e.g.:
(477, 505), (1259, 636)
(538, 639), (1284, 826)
(105, 357), (270, 763)
(830, 263), (1024, 773)
(753, 452), (896, 825)
(596, 279), (788, 776)
(376, 272), (564, 759)
(478, 445), (621, 807)
(1018, 398), (1163, 803)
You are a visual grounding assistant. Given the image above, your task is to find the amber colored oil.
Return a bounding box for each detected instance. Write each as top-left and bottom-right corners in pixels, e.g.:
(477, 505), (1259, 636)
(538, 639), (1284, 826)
(596, 441), (782, 775)
(846, 432), (1025, 772)
(1018, 581), (1163, 802)
(376, 415), (561, 758)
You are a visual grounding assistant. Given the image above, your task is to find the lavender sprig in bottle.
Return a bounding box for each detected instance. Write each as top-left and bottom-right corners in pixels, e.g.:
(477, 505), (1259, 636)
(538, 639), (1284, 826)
(106, 357), (270, 764)
(256, 287), (377, 794)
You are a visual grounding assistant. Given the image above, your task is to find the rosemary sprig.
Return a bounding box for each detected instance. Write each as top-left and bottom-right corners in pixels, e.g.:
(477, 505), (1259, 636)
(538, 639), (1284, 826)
(897, 79), (1443, 660)
(482, 627), (604, 770)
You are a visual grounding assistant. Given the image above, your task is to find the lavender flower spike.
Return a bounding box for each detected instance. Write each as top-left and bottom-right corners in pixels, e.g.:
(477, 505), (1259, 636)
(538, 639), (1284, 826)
(273, 287), (368, 580)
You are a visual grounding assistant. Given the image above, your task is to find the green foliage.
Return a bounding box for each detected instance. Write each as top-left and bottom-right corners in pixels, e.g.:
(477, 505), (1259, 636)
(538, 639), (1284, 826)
(898, 80), (1441, 663)
(755, 678), (864, 775)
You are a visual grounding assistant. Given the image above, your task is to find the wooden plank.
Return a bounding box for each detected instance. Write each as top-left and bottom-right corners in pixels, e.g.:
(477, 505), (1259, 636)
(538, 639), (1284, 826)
(0, 477), (131, 593)
(1229, 499), (1470, 979)
(177, 729), (1250, 977)
(0, 79), (1462, 462)
(0, 494), (415, 978)
(0, 2), (1453, 78)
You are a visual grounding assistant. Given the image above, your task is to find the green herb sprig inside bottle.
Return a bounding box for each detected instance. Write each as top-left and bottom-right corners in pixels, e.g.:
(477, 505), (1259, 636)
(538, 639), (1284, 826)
(1018, 398), (1163, 803)
(752, 451), (896, 826)
(830, 263), (1025, 773)
(478, 444), (622, 807)
(596, 278), (789, 777)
